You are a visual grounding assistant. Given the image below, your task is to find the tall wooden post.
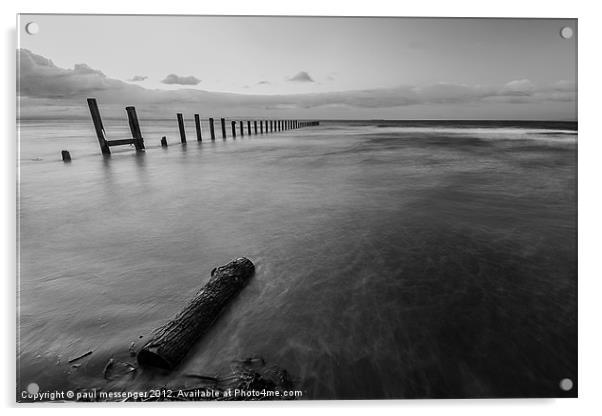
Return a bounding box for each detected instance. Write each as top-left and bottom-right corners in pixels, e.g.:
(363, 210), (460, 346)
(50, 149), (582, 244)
(177, 113), (187, 144)
(254, 120), (258, 134)
(221, 118), (226, 139)
(260, 120), (264, 134)
(231, 121), (237, 138)
(247, 120), (252, 136)
(86, 98), (111, 155)
(126, 106), (145, 151)
(194, 114), (202, 141)
(209, 118), (215, 141)
(240, 120), (244, 137)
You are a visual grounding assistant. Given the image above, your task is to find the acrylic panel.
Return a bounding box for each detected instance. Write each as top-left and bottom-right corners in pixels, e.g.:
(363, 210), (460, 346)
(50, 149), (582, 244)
(17, 14), (577, 402)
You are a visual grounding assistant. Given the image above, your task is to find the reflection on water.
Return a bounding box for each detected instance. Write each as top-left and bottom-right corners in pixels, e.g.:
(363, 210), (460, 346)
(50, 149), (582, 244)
(17, 120), (577, 399)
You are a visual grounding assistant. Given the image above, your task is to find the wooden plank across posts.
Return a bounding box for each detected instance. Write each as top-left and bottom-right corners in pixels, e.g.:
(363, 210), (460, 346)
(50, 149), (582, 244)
(247, 120), (252, 136)
(126, 106), (145, 151)
(240, 120), (244, 137)
(177, 113), (187, 144)
(161, 136), (168, 147)
(137, 258), (255, 370)
(254, 120), (258, 134)
(209, 118), (215, 141)
(194, 114), (202, 141)
(107, 138), (135, 146)
(221, 118), (226, 139)
(231, 121), (237, 138)
(87, 98), (111, 155)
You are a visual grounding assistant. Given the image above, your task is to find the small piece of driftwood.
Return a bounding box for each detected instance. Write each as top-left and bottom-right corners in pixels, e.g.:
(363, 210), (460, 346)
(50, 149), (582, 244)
(137, 257), (255, 370)
(68, 350), (92, 363)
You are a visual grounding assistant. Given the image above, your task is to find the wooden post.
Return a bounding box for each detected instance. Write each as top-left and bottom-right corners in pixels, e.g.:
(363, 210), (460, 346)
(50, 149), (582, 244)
(209, 118), (215, 141)
(240, 120), (244, 137)
(61, 150), (71, 162)
(221, 118), (226, 139)
(247, 120), (252, 136)
(254, 120), (258, 134)
(161, 136), (168, 147)
(260, 120), (264, 134)
(231, 121), (236, 138)
(177, 113), (187, 144)
(86, 98), (111, 155)
(126, 106), (145, 151)
(137, 258), (255, 370)
(194, 114), (202, 142)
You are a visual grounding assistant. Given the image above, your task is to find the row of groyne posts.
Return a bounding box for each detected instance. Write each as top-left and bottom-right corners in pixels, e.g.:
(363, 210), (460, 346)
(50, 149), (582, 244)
(61, 98), (319, 160)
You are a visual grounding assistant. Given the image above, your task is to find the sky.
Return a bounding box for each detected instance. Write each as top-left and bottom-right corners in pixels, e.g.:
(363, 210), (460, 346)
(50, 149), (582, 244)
(17, 15), (577, 120)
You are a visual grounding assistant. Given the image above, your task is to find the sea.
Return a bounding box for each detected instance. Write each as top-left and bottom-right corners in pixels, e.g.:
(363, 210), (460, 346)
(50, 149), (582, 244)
(17, 118), (578, 399)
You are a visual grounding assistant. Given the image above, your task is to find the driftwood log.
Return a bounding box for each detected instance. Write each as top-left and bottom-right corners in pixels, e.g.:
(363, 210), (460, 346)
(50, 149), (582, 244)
(137, 257), (255, 370)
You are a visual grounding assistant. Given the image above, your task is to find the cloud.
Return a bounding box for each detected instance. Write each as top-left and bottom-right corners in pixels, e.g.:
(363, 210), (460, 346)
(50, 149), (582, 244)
(499, 79), (536, 96)
(161, 73), (201, 85)
(128, 75), (148, 82)
(16, 49), (576, 120)
(257, 80), (270, 85)
(288, 71), (314, 82)
(17, 48), (127, 99)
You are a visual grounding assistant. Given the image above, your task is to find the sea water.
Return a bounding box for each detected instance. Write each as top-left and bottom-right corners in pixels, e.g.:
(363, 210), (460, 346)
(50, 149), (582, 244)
(17, 119), (577, 399)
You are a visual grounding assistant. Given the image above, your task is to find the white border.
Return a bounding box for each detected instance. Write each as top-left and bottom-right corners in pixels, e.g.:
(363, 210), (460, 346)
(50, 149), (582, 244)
(2, 1), (601, 415)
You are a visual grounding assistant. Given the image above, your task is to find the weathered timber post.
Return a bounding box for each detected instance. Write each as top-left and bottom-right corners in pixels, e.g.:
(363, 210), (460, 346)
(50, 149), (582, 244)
(87, 98), (111, 155)
(209, 118), (215, 141)
(254, 120), (258, 134)
(177, 113), (187, 144)
(247, 120), (251, 136)
(221, 118), (226, 139)
(161, 136), (168, 147)
(61, 150), (71, 162)
(194, 114), (202, 141)
(126, 106), (145, 151)
(240, 120), (244, 137)
(231, 121), (237, 138)
(260, 120), (264, 134)
(270, 120), (273, 132)
(137, 257), (255, 370)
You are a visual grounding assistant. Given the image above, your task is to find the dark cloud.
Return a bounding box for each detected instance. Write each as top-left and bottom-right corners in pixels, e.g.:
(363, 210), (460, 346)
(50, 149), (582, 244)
(17, 48), (128, 99)
(257, 80), (270, 85)
(288, 71), (314, 83)
(17, 49), (576, 120)
(128, 75), (148, 82)
(161, 74), (201, 85)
